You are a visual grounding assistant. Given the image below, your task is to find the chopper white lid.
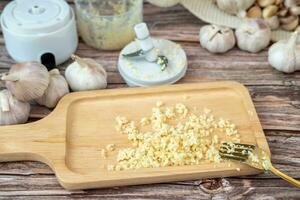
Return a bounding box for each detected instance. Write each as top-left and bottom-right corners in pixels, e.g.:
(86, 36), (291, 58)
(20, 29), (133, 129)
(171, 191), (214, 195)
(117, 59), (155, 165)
(118, 38), (188, 87)
(1, 0), (71, 34)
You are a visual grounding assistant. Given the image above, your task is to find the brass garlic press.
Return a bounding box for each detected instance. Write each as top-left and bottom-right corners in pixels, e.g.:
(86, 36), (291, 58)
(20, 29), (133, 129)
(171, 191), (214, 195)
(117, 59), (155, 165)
(219, 142), (300, 188)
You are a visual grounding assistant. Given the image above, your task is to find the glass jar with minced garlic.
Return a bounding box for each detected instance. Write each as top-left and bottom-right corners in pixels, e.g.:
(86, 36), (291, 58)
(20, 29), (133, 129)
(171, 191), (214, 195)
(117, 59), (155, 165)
(75, 0), (143, 50)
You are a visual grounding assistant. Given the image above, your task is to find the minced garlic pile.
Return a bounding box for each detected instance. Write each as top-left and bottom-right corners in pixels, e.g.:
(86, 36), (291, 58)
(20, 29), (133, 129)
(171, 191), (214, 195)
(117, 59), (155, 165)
(108, 102), (241, 171)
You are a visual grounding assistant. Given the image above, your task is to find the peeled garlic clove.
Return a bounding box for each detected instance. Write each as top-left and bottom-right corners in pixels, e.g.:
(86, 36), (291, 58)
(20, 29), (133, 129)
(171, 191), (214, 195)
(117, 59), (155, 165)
(275, 0), (284, 5)
(281, 16), (299, 31)
(235, 19), (271, 53)
(268, 32), (300, 73)
(290, 6), (300, 15)
(216, 0), (255, 16)
(1, 62), (50, 102)
(199, 24), (236, 53)
(0, 89), (30, 125)
(262, 5), (279, 19)
(247, 6), (262, 18)
(36, 69), (69, 108)
(65, 55), (107, 92)
(284, 0), (300, 8)
(278, 8), (289, 17)
(258, 0), (276, 7)
(264, 15), (280, 30)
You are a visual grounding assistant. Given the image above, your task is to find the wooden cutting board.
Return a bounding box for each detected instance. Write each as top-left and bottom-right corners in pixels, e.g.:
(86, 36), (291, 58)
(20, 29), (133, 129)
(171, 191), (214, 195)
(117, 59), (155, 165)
(0, 82), (269, 190)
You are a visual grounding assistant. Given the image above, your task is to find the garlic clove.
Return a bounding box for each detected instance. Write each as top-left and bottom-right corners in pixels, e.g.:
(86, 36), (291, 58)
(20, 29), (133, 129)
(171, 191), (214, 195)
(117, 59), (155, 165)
(65, 55), (107, 92)
(264, 15), (280, 30)
(290, 6), (300, 15)
(1, 62), (50, 102)
(278, 8), (289, 17)
(280, 16), (299, 31)
(262, 5), (279, 19)
(235, 19), (271, 53)
(35, 69), (69, 108)
(247, 6), (262, 18)
(258, 0), (276, 7)
(0, 89), (30, 125)
(275, 0), (284, 5)
(284, 0), (300, 8)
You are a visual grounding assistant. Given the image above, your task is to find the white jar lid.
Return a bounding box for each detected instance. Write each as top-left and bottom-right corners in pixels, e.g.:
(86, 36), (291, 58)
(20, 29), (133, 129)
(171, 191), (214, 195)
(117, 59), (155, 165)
(118, 39), (187, 86)
(1, 0), (71, 34)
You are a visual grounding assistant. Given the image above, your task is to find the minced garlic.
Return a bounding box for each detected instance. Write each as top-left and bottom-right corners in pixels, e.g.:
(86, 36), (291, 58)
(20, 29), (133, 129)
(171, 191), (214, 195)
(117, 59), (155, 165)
(110, 102), (240, 171)
(106, 144), (116, 152)
(100, 149), (107, 158)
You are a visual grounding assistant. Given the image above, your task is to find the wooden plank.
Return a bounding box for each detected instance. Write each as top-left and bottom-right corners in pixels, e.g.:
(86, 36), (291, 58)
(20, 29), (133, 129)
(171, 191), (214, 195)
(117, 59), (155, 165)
(0, 176), (299, 199)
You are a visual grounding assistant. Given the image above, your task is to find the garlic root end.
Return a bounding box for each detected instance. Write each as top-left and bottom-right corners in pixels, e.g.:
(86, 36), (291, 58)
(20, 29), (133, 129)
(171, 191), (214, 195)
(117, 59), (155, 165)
(1, 74), (19, 82)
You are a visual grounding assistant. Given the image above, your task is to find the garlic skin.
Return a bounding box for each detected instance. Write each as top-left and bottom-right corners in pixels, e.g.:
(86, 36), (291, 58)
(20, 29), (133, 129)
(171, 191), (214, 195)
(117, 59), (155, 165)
(65, 55), (107, 92)
(264, 16), (280, 30)
(147, 0), (180, 7)
(1, 62), (50, 102)
(268, 32), (300, 73)
(36, 69), (69, 108)
(235, 19), (271, 53)
(199, 24), (236, 53)
(216, 0), (255, 17)
(0, 89), (30, 125)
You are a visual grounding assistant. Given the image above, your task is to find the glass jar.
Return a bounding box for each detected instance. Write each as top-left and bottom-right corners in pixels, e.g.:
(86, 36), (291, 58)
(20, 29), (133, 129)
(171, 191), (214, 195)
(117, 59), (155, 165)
(75, 0), (143, 50)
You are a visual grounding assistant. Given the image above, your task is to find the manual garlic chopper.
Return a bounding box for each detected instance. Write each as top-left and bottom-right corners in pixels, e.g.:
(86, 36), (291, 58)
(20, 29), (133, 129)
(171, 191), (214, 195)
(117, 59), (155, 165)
(118, 23), (187, 87)
(1, 0), (78, 69)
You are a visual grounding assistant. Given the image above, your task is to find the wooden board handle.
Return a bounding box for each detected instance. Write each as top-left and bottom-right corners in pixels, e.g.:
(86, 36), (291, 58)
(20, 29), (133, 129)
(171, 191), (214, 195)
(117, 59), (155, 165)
(0, 122), (55, 163)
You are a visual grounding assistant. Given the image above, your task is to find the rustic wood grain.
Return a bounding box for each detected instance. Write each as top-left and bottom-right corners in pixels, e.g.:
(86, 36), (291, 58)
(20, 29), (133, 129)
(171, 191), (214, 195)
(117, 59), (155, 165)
(0, 0), (299, 199)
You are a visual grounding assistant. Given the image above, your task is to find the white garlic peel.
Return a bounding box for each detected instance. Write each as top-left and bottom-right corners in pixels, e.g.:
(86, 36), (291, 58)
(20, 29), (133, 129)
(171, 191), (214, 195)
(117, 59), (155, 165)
(235, 19), (271, 53)
(65, 55), (107, 92)
(0, 89), (30, 125)
(36, 69), (70, 108)
(216, 0), (255, 17)
(199, 24), (236, 53)
(268, 31), (300, 73)
(1, 62), (50, 102)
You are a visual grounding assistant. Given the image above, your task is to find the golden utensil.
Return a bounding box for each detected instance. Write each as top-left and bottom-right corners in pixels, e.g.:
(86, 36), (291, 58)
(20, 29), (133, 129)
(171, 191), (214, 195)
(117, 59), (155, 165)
(219, 142), (300, 188)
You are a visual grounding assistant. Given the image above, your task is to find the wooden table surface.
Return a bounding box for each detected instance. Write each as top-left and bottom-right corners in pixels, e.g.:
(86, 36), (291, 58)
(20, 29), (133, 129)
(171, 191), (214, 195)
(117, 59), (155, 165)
(0, 1), (299, 199)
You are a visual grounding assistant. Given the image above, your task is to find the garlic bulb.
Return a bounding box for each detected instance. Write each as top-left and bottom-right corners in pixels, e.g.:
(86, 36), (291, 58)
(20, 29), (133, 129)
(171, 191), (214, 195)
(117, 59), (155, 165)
(36, 69), (69, 108)
(216, 0), (255, 17)
(1, 62), (50, 102)
(235, 19), (271, 53)
(199, 24), (235, 53)
(65, 55), (107, 91)
(268, 32), (300, 73)
(0, 89), (30, 125)
(147, 0), (180, 7)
